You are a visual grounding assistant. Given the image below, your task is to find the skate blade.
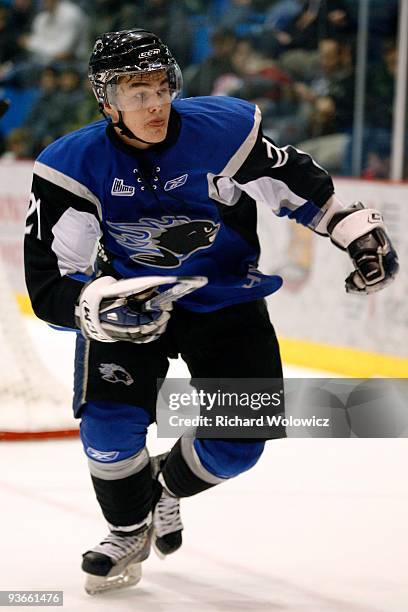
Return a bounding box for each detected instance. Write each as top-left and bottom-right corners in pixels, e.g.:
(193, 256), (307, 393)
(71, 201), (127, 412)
(85, 562), (142, 595)
(152, 539), (166, 560)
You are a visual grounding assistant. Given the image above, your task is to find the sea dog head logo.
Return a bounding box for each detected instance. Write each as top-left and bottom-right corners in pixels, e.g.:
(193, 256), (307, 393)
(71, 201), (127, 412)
(107, 216), (220, 268)
(99, 363), (134, 386)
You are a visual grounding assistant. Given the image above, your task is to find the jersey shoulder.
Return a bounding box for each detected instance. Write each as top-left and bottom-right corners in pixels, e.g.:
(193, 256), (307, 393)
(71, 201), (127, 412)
(35, 120), (109, 183)
(173, 97), (260, 169)
(174, 96), (258, 139)
(174, 95), (256, 116)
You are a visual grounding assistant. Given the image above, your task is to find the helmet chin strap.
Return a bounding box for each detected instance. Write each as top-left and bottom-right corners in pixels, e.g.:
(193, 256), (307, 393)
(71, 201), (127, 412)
(100, 105), (158, 145)
(114, 110), (158, 145)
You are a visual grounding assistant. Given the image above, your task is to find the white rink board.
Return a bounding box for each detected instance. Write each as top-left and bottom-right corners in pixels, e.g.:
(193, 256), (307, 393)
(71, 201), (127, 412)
(0, 160), (406, 357)
(0, 160), (33, 293)
(258, 178), (408, 358)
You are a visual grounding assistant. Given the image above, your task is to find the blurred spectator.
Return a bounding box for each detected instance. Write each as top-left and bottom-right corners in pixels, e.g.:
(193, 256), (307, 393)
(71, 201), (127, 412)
(213, 35), (304, 142)
(23, 66), (60, 155)
(66, 76), (101, 132)
(53, 66), (86, 124)
(294, 37), (354, 172)
(58, 66), (85, 102)
(8, 0), (34, 36)
(213, 37), (293, 109)
(219, 0), (264, 33)
(295, 37), (354, 136)
(0, 2), (34, 84)
(0, 5), (21, 64)
(19, 0), (89, 63)
(1, 127), (30, 159)
(87, 0), (197, 66)
(184, 27), (238, 96)
(264, 0), (304, 33)
(359, 41), (397, 179)
(315, 0), (354, 41)
(140, 1), (193, 69)
(87, 0), (196, 68)
(366, 41), (396, 132)
(88, 0), (143, 44)
(344, 0), (397, 56)
(88, 1), (194, 70)
(0, 0), (397, 178)
(360, 136), (391, 179)
(275, 0), (354, 81)
(261, 0), (353, 57)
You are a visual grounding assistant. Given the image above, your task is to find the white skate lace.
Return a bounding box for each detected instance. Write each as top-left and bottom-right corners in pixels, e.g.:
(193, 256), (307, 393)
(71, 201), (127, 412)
(92, 528), (149, 563)
(154, 487), (183, 538)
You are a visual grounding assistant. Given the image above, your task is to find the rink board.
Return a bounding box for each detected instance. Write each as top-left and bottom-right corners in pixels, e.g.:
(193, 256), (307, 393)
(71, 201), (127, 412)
(0, 160), (407, 376)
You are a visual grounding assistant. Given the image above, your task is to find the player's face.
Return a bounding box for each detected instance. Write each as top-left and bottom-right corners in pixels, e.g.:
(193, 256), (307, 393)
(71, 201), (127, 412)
(104, 71), (172, 147)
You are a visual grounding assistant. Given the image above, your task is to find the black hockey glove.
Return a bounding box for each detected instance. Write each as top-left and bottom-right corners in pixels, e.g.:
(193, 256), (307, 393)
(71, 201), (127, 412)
(327, 202), (399, 295)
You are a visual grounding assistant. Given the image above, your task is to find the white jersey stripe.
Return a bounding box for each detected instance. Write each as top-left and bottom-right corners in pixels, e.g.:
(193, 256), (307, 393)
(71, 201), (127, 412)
(233, 175), (307, 213)
(207, 105), (262, 204)
(34, 161), (103, 219)
(51, 207), (101, 276)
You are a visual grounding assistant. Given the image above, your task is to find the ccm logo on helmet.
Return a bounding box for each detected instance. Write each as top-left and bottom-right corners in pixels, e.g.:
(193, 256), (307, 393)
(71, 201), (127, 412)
(139, 49), (160, 58)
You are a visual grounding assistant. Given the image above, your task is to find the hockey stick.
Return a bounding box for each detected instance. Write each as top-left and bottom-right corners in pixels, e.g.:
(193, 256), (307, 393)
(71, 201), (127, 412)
(143, 276), (208, 311)
(78, 275), (208, 343)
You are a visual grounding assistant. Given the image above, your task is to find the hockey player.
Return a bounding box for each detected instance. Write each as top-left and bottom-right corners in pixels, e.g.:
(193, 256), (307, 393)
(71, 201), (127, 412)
(24, 29), (398, 595)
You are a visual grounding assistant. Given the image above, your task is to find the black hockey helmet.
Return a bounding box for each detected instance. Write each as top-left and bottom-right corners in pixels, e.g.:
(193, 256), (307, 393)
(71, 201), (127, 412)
(88, 29), (183, 108)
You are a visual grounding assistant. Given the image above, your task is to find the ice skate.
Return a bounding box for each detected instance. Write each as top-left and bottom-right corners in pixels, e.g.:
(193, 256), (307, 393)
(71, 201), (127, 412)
(82, 519), (152, 595)
(151, 452), (183, 558)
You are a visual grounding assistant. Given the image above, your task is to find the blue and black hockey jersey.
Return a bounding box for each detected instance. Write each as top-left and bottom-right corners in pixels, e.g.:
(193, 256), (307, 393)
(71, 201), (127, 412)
(24, 96), (334, 328)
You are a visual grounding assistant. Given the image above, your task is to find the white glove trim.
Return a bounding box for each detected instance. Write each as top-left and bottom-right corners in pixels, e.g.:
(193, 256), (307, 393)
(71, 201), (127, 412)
(330, 208), (384, 249)
(78, 276), (117, 342)
(78, 275), (179, 342)
(313, 195), (346, 234)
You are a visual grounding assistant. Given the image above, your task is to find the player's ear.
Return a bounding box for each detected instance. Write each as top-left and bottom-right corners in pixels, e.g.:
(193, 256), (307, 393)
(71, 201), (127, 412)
(103, 103), (119, 123)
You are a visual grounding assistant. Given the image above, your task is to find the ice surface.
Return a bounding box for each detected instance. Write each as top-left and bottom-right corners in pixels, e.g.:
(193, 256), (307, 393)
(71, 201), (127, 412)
(1, 319), (407, 611)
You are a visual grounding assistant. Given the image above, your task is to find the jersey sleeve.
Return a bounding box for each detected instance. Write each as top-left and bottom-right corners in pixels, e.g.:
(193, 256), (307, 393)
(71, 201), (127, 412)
(210, 105), (335, 230)
(24, 160), (102, 329)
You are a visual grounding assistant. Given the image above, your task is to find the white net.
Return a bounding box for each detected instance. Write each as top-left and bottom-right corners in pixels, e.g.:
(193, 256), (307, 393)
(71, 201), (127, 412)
(0, 159), (78, 439)
(0, 262), (78, 439)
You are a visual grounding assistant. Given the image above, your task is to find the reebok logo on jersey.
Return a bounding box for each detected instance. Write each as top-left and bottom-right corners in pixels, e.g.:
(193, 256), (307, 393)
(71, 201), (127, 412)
(111, 178), (135, 196)
(87, 447), (119, 462)
(164, 174), (188, 191)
